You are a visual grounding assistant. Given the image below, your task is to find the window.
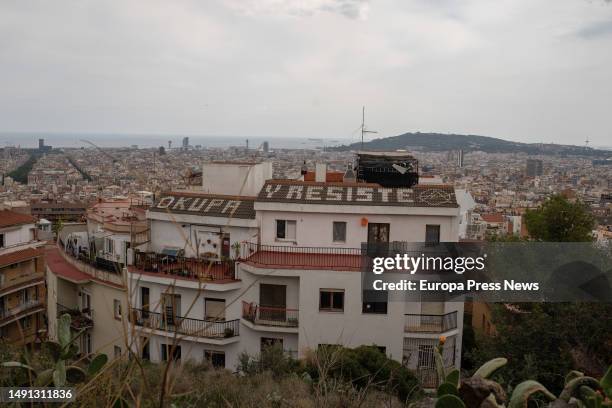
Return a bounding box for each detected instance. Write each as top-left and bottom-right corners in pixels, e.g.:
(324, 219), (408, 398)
(141, 287), (149, 317)
(417, 345), (435, 368)
(106, 238), (114, 254)
(205, 298), (225, 321)
(82, 333), (92, 355)
(114, 346), (122, 358)
(162, 294), (181, 325)
(0, 233), (4, 248)
(204, 350), (226, 368)
(113, 299), (122, 320)
(319, 289), (344, 312)
(362, 290), (388, 314)
(275, 220), (296, 240)
(261, 337), (283, 351)
(425, 225), (441, 245)
(141, 337), (150, 360)
(21, 316), (32, 330)
(332, 221), (347, 243)
(161, 344), (181, 361)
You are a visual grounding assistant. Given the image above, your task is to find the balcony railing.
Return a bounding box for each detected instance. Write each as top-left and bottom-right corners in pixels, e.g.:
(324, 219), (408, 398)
(242, 301), (299, 327)
(130, 308), (239, 339)
(56, 243), (124, 287)
(404, 311), (458, 333)
(132, 252), (236, 282)
(56, 303), (94, 330)
(240, 242), (363, 271)
(0, 300), (44, 322)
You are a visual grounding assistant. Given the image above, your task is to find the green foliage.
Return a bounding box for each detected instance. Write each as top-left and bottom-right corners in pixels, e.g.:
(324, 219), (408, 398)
(466, 302), (612, 394)
(445, 369), (460, 388)
(7, 153), (39, 183)
(1, 313), (107, 387)
(237, 344), (301, 378)
(437, 382), (459, 397)
(508, 380), (556, 408)
(306, 345), (421, 403)
(524, 195), (594, 242)
(473, 358), (507, 379)
(435, 394), (465, 408)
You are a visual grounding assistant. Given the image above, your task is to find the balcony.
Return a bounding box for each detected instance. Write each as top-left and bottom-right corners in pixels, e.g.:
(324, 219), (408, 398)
(0, 272), (45, 297)
(56, 303), (94, 330)
(0, 300), (45, 325)
(240, 242), (363, 271)
(404, 311), (458, 334)
(131, 252), (236, 282)
(242, 301), (299, 328)
(131, 308), (239, 339)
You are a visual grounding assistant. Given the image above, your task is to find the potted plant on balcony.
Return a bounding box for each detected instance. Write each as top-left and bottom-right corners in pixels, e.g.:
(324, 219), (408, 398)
(232, 241), (241, 259)
(224, 327), (235, 338)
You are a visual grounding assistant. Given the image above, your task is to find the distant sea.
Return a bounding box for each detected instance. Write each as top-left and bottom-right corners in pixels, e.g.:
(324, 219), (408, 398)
(0, 132), (350, 150)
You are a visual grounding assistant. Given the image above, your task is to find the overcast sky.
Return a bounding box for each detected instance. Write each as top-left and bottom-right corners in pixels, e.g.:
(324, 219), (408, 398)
(1, 0), (611, 145)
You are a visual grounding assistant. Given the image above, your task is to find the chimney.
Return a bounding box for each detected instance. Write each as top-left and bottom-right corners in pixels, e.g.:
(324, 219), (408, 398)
(315, 163), (327, 182)
(343, 163), (356, 183)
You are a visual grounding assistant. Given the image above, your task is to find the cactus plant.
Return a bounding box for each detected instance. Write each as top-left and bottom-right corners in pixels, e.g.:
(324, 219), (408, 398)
(436, 394), (466, 408)
(1, 313), (108, 387)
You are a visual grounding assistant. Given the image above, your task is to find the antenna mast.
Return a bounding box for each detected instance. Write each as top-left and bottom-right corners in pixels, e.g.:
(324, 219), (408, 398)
(361, 106), (377, 150)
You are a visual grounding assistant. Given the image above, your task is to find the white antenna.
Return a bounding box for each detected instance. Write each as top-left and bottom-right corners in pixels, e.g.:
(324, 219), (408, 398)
(361, 106), (377, 150)
(585, 136), (590, 148)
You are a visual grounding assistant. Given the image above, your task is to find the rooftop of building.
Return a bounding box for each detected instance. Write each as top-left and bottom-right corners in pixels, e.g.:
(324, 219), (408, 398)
(0, 210), (37, 228)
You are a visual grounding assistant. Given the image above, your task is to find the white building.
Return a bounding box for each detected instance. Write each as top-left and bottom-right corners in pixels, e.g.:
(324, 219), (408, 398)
(128, 161), (463, 387)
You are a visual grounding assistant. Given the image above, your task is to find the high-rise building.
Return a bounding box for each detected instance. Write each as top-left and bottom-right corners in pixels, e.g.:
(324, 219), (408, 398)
(0, 210), (47, 346)
(182, 137), (189, 150)
(457, 150), (464, 168)
(526, 159), (543, 177)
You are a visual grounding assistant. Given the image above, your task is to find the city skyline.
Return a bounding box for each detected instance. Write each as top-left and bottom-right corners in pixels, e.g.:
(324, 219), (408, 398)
(1, 0), (612, 145)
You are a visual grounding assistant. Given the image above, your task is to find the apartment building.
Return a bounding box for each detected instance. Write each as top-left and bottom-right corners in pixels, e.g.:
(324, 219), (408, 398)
(46, 198), (149, 357)
(127, 160), (463, 387)
(0, 210), (46, 346)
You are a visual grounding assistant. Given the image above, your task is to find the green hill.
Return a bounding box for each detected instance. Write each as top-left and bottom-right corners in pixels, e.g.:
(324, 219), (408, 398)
(333, 132), (610, 156)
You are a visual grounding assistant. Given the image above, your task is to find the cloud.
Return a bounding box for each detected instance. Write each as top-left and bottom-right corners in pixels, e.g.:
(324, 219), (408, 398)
(575, 19), (612, 38)
(225, 0), (369, 20)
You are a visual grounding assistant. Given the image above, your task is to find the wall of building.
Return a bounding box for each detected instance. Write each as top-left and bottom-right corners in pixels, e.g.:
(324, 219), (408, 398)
(148, 219), (257, 259)
(0, 223), (36, 248)
(257, 210), (459, 248)
(201, 162), (272, 197)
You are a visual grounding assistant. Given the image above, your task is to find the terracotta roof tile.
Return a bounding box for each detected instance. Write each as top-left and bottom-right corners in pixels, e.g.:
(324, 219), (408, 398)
(0, 210), (36, 228)
(0, 247), (42, 267)
(45, 246), (90, 283)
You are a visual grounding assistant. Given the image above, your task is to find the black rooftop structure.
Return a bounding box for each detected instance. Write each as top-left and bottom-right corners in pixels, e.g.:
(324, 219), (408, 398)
(356, 151), (419, 188)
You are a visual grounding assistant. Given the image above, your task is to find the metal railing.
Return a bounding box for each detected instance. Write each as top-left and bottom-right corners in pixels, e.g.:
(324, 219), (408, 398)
(0, 300), (43, 321)
(242, 301), (299, 327)
(131, 308), (239, 339)
(57, 242), (124, 286)
(56, 303), (94, 330)
(239, 242), (363, 270)
(404, 311), (458, 333)
(132, 252), (236, 281)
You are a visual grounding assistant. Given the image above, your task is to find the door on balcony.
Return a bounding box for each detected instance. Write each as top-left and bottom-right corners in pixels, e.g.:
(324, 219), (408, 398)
(161, 294), (181, 326)
(81, 291), (91, 314)
(420, 302), (444, 331)
(141, 287), (150, 318)
(367, 223), (390, 256)
(205, 298), (225, 321)
(260, 284), (286, 323)
(221, 234), (231, 259)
